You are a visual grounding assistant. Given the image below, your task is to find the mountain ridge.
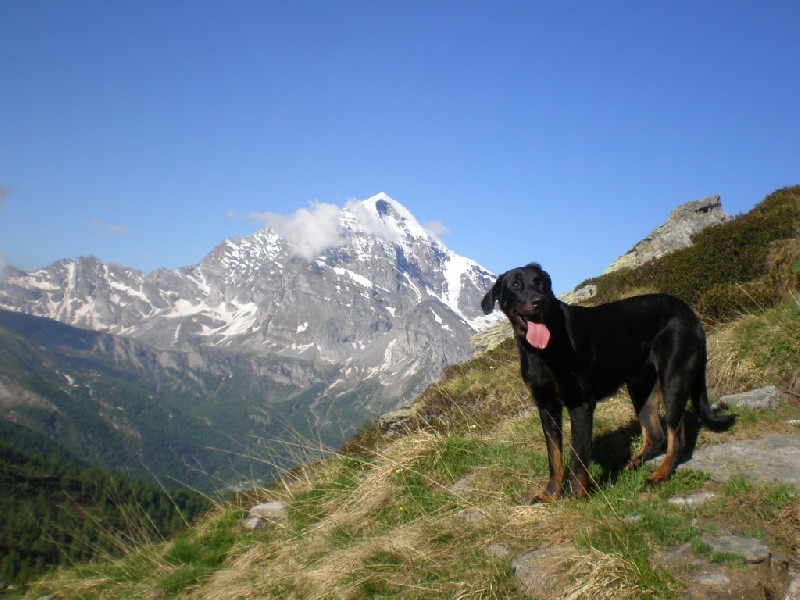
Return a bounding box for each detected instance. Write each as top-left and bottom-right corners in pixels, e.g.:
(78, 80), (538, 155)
(0, 193), (495, 348)
(0, 193), (499, 487)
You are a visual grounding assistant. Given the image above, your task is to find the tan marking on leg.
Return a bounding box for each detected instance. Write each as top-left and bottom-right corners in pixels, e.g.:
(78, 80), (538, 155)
(647, 420), (684, 487)
(627, 391), (662, 470)
(627, 424), (650, 471)
(571, 467), (590, 499)
(533, 433), (564, 503)
(643, 392), (663, 439)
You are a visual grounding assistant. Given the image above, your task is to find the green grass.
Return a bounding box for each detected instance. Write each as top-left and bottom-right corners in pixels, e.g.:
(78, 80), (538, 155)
(157, 512), (239, 595)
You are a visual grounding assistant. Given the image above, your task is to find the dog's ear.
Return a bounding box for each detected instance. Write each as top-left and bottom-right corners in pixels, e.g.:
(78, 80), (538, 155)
(481, 275), (504, 315)
(540, 268), (553, 295)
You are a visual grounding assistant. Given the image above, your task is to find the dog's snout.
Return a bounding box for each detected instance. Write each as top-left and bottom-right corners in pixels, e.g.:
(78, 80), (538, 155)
(531, 296), (544, 310)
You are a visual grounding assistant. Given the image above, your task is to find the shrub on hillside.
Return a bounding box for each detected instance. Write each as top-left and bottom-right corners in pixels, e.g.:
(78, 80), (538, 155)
(697, 278), (776, 323)
(766, 237), (800, 298)
(696, 238), (800, 322)
(583, 185), (800, 322)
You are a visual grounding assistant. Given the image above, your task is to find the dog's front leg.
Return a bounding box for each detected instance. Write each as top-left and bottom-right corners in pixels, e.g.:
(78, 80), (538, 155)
(533, 403), (565, 503)
(567, 403), (595, 499)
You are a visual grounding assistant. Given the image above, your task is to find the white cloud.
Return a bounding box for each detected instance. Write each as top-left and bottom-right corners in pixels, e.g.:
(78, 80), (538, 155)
(89, 220), (130, 236)
(255, 199), (407, 260)
(226, 209), (275, 224)
(424, 220), (450, 237)
(0, 184), (12, 206)
(263, 202), (345, 260)
(247, 210), (271, 223)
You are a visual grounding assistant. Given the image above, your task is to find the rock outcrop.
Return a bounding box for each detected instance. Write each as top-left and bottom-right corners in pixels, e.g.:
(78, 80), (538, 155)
(603, 194), (731, 275)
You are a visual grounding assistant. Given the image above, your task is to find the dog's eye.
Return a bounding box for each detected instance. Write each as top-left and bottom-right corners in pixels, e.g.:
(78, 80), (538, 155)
(510, 279), (523, 290)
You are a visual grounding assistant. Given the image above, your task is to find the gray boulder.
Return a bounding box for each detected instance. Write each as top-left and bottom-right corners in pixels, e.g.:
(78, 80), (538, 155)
(681, 434), (800, 485)
(240, 501), (287, 530)
(713, 385), (784, 411)
(702, 535), (770, 564)
(511, 544), (572, 597)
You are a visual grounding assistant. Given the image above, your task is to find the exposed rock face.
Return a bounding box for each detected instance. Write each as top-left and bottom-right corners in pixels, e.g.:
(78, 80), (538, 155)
(240, 502), (287, 530)
(555, 284), (596, 306)
(603, 195), (731, 275)
(468, 320), (513, 355)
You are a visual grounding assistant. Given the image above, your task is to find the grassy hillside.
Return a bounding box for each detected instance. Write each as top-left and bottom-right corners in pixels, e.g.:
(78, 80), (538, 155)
(22, 304), (799, 598)
(0, 440), (210, 592)
(20, 186), (800, 598)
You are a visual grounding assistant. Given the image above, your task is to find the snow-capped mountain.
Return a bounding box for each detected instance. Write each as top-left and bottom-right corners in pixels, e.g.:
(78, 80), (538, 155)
(0, 193), (497, 415)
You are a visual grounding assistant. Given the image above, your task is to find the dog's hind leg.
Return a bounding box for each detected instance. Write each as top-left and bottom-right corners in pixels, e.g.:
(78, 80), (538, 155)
(626, 373), (665, 471)
(645, 370), (689, 489)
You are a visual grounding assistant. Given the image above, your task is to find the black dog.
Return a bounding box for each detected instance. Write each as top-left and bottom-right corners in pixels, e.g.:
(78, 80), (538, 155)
(481, 263), (734, 502)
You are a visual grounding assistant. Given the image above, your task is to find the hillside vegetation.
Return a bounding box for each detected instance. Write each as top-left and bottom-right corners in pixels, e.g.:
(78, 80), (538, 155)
(22, 186), (800, 598)
(581, 185), (800, 325)
(0, 440), (210, 591)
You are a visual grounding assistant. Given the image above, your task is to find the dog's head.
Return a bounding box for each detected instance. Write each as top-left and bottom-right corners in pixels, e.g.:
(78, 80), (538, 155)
(481, 263), (554, 349)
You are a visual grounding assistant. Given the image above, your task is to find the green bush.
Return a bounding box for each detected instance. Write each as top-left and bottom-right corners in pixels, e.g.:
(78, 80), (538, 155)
(584, 185), (800, 322)
(697, 278), (777, 323)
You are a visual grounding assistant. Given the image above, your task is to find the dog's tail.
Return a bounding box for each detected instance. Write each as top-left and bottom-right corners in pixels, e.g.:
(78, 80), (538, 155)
(691, 380), (736, 432)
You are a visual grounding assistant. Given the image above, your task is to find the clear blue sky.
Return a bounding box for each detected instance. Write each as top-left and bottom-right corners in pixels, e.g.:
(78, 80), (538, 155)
(1, 1), (798, 295)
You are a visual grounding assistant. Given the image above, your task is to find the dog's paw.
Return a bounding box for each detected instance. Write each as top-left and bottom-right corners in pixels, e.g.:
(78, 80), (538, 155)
(523, 488), (561, 504)
(643, 478), (665, 493)
(625, 458), (643, 472)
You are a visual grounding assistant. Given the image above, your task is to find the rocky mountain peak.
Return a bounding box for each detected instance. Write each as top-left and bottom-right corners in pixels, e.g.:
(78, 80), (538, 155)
(603, 195), (731, 274)
(0, 193), (497, 416)
(359, 192), (432, 242)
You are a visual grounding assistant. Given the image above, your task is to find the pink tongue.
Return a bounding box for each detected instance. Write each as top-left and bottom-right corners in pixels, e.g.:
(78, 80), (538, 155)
(525, 322), (551, 349)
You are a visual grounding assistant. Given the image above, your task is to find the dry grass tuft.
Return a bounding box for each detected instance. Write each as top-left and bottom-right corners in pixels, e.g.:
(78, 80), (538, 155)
(560, 547), (653, 600)
(595, 392), (637, 424)
(193, 431), (450, 599)
(323, 431), (442, 534)
(707, 300), (800, 399)
(706, 318), (769, 396)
